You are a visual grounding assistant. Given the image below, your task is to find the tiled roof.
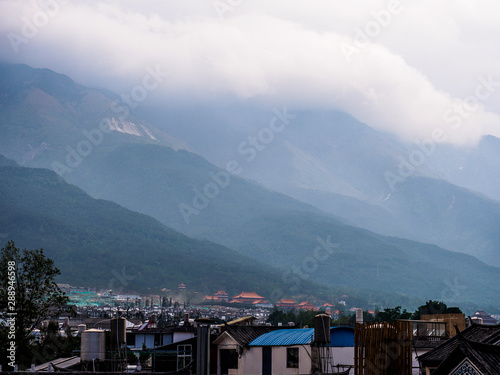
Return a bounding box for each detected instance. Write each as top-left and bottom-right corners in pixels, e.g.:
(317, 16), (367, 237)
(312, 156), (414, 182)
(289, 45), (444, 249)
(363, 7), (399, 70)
(249, 328), (315, 346)
(418, 324), (500, 365)
(215, 325), (279, 347)
(431, 336), (500, 374)
(277, 299), (297, 304)
(232, 291), (265, 299)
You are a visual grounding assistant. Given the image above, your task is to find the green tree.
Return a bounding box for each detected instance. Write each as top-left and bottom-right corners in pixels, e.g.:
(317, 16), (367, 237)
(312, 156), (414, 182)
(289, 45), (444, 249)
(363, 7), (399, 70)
(412, 300), (462, 319)
(0, 241), (69, 368)
(375, 306), (412, 322)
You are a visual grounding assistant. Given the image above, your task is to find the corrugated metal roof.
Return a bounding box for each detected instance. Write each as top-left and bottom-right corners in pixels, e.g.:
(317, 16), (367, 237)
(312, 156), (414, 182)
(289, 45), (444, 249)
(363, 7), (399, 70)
(249, 328), (315, 346)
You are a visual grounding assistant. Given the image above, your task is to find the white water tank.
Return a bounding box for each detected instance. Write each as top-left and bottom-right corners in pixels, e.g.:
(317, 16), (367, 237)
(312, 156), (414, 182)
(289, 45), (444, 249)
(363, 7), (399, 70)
(81, 329), (105, 361)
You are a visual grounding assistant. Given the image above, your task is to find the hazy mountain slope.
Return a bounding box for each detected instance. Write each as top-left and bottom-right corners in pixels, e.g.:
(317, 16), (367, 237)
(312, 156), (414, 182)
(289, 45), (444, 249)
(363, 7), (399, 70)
(426, 135), (500, 202)
(0, 63), (190, 169)
(0, 163), (315, 296)
(60, 142), (500, 306)
(142, 105), (500, 265)
(1, 64), (499, 306)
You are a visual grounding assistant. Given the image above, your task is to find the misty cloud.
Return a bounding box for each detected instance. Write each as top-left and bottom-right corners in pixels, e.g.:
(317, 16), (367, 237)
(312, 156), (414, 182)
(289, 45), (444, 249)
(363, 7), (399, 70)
(1, 0), (500, 145)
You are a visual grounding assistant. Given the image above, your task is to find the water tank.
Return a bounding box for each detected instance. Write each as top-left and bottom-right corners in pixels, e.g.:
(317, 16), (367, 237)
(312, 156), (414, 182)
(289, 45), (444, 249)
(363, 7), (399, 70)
(111, 317), (126, 345)
(356, 308), (363, 324)
(78, 324), (87, 333)
(314, 314), (331, 344)
(81, 329), (105, 361)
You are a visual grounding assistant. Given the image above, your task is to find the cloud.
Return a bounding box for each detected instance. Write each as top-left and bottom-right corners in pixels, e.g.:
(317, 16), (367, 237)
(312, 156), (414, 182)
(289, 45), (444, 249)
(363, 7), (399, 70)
(1, 0), (500, 145)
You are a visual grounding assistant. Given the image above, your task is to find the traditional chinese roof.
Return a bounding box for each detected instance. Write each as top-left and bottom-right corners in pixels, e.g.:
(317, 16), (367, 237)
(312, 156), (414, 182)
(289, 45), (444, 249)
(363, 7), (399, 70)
(232, 291), (265, 299)
(277, 299), (297, 305)
(418, 323), (500, 368)
(430, 334), (500, 375)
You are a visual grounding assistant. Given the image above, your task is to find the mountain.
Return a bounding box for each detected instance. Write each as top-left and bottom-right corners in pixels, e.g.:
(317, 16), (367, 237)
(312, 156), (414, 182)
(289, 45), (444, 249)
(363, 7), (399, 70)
(425, 135), (500, 202)
(139, 105), (500, 266)
(0, 63), (191, 169)
(55, 142), (499, 307)
(0, 63), (499, 307)
(0, 161), (320, 297)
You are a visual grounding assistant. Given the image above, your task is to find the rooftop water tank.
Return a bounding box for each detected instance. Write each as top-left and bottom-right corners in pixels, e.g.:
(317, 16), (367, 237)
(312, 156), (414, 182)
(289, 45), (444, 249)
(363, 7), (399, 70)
(111, 317), (126, 345)
(314, 314), (331, 344)
(81, 329), (105, 361)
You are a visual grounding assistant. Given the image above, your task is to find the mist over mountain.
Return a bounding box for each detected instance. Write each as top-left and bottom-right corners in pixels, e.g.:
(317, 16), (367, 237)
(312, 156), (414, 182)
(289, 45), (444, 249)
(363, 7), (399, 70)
(139, 104), (500, 266)
(0, 63), (499, 309)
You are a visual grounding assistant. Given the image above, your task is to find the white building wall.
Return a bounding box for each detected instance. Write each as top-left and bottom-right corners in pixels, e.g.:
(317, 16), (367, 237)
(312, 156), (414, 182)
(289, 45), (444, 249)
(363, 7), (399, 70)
(238, 347), (261, 375)
(173, 331), (195, 343)
(330, 347), (354, 374)
(270, 346), (310, 375)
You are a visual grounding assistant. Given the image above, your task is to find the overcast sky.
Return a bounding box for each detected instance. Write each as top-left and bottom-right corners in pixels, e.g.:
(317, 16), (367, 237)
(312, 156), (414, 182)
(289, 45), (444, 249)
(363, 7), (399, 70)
(1, 0), (500, 145)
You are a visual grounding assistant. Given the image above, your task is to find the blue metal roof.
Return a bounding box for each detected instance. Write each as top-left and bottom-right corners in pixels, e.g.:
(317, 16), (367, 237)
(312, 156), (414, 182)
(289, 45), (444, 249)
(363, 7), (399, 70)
(248, 327), (355, 347)
(249, 329), (315, 346)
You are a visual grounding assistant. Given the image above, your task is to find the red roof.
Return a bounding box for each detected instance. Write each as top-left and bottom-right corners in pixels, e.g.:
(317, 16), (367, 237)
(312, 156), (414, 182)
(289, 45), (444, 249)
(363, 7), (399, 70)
(232, 291), (265, 299)
(277, 299), (297, 305)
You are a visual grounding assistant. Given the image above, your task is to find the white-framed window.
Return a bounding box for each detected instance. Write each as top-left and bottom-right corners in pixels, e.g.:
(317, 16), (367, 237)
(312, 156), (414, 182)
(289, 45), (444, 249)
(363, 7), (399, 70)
(177, 344), (192, 370)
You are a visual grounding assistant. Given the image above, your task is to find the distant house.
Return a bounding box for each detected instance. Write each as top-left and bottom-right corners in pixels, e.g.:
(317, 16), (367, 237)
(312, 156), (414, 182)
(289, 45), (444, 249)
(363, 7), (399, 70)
(471, 310), (498, 325)
(205, 290), (230, 302)
(178, 283), (187, 290)
(418, 323), (500, 374)
(276, 299), (298, 311)
(231, 291), (265, 304)
(227, 316), (257, 326)
(296, 301), (318, 311)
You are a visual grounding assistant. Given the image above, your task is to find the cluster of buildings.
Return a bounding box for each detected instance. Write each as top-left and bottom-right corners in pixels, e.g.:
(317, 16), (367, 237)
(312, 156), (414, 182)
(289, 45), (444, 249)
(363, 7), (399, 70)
(41, 284), (498, 374)
(28, 302), (500, 375)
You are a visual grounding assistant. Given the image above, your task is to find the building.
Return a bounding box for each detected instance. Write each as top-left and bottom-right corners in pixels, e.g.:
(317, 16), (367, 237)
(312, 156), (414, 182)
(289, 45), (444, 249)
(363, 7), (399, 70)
(227, 316), (257, 326)
(471, 311), (498, 325)
(213, 325), (280, 375)
(418, 323), (500, 375)
(276, 299), (298, 311)
(231, 292), (266, 304)
(296, 301), (319, 311)
(205, 291), (230, 302)
(127, 325), (196, 349)
(214, 326), (355, 375)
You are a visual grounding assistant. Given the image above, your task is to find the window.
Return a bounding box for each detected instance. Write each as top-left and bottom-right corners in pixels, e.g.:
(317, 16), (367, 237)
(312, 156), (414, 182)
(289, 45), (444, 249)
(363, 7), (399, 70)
(287, 347), (299, 368)
(220, 349), (239, 371)
(177, 344), (192, 370)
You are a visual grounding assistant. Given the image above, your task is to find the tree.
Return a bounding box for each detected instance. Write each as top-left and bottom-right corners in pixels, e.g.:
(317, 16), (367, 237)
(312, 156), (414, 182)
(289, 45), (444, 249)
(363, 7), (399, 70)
(412, 300), (462, 320)
(375, 306), (412, 322)
(0, 241), (69, 368)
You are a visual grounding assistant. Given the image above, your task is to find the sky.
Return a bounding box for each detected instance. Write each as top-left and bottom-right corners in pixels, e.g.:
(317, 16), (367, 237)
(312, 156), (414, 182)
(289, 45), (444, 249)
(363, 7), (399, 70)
(1, 0), (500, 145)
